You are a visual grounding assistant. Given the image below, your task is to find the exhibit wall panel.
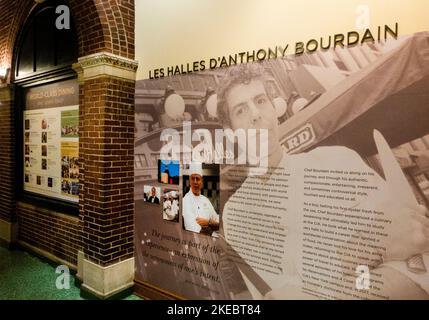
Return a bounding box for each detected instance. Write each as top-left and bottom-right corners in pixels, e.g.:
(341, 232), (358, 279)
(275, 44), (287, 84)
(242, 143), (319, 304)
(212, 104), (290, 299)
(134, 1), (429, 300)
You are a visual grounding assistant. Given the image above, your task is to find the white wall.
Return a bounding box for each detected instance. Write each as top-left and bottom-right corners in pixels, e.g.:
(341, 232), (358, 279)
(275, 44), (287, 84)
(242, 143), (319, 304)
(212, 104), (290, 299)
(135, 0), (429, 80)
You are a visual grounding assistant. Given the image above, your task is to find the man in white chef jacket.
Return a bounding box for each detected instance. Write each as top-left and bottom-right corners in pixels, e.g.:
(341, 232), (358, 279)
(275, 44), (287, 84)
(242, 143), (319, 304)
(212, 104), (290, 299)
(172, 197), (179, 219)
(163, 196), (174, 221)
(183, 163), (220, 236)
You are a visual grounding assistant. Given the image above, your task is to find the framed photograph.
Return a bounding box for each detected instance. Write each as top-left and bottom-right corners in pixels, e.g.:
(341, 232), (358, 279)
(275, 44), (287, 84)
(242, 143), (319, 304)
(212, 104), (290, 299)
(41, 132), (47, 143)
(41, 159), (47, 170)
(41, 145), (47, 157)
(182, 163), (220, 237)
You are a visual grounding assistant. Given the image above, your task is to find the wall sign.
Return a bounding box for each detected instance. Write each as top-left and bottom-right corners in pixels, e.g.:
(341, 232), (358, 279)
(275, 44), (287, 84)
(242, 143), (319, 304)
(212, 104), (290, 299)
(23, 79), (79, 203)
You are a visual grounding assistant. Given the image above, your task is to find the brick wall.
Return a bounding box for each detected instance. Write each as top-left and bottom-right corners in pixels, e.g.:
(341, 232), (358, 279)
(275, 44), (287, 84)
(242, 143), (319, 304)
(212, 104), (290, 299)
(0, 0), (136, 269)
(69, 0), (135, 59)
(0, 0), (34, 69)
(17, 202), (81, 266)
(0, 87), (15, 223)
(1, 0), (135, 69)
(79, 76), (135, 266)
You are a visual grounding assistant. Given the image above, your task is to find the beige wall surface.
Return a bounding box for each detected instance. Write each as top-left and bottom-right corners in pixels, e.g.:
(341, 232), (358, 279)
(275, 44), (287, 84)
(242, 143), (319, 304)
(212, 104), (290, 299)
(135, 0), (429, 80)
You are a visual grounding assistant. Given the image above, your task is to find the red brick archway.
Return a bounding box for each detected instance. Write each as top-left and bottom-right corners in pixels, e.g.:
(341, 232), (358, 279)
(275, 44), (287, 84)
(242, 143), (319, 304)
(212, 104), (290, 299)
(0, 0), (137, 298)
(0, 0), (134, 70)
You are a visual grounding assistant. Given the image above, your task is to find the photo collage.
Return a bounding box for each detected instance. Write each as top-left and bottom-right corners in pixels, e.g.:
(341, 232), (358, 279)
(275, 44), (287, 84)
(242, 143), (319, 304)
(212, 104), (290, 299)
(23, 106), (79, 203)
(143, 160), (220, 237)
(23, 115), (53, 191)
(60, 108), (79, 199)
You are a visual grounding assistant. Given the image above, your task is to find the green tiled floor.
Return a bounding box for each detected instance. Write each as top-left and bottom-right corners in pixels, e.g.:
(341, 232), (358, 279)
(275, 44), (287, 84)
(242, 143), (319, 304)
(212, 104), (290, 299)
(0, 245), (141, 300)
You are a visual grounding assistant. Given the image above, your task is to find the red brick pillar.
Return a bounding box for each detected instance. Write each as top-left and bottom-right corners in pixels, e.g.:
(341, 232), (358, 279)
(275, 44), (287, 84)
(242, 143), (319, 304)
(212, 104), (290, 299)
(73, 53), (138, 298)
(0, 84), (17, 246)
